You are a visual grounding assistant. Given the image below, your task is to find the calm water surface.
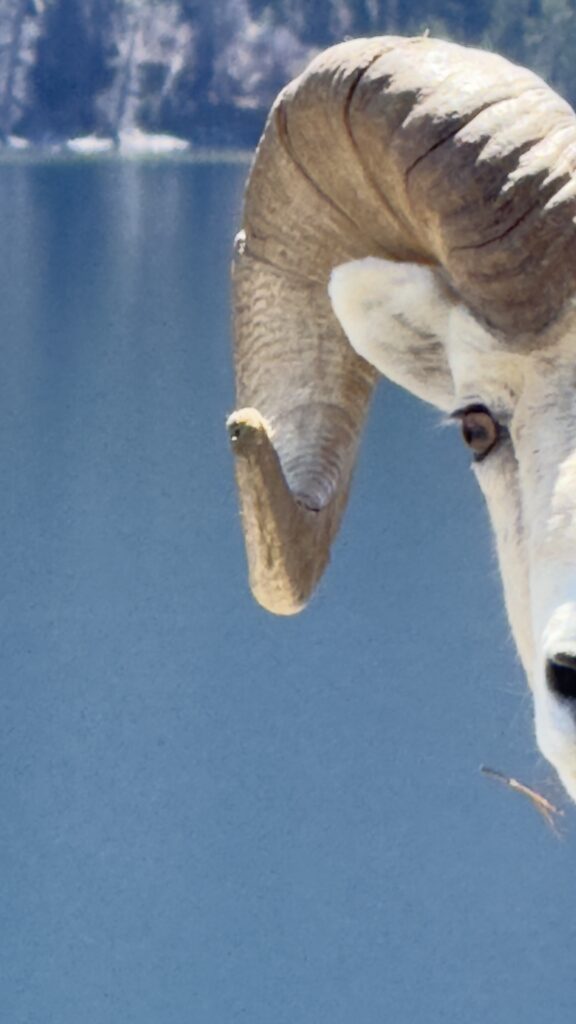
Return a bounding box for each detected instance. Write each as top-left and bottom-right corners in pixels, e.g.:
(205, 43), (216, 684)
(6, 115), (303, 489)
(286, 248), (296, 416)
(0, 158), (575, 1023)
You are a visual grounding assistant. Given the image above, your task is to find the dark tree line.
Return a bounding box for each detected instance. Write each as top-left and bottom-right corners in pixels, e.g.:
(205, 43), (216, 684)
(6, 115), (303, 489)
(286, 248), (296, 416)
(0, 0), (575, 146)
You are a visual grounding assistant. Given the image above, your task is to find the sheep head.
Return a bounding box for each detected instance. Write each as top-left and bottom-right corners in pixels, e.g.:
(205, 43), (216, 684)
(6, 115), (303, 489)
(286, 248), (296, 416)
(228, 36), (576, 801)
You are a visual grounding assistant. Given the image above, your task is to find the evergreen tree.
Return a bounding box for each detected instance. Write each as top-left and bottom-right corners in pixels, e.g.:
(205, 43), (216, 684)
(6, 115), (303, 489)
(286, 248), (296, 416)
(24, 0), (117, 138)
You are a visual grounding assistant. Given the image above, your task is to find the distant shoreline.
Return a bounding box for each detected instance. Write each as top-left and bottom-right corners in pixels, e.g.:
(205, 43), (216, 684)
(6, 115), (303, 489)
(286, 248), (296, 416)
(0, 134), (254, 164)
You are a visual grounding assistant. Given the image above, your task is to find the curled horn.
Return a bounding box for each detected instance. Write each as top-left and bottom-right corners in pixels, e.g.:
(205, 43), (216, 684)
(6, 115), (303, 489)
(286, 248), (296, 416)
(229, 35), (576, 615)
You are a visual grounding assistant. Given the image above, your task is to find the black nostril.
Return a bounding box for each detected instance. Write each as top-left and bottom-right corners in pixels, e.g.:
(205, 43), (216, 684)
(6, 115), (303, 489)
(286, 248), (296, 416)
(546, 654), (576, 701)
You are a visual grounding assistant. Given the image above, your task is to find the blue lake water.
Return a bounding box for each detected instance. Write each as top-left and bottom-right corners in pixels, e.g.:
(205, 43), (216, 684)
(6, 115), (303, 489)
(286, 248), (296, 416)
(0, 156), (575, 1023)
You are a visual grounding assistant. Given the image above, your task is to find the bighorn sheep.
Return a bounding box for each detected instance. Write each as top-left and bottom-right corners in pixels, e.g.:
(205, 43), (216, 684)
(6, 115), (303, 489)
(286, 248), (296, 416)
(227, 35), (576, 802)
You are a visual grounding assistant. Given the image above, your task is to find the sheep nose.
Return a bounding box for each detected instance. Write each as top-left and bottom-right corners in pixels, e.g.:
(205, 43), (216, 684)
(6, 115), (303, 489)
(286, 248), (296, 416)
(546, 653), (576, 702)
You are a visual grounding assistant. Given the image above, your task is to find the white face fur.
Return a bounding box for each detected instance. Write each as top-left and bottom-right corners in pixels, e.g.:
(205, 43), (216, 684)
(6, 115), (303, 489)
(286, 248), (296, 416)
(329, 256), (576, 802)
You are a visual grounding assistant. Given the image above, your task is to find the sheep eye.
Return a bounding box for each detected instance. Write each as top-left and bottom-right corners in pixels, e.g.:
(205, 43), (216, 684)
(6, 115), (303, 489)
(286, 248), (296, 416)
(454, 404), (501, 461)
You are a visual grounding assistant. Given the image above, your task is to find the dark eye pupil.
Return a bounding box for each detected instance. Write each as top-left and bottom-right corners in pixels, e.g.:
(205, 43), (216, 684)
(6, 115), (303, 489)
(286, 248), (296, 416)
(463, 421), (490, 448)
(457, 405), (500, 460)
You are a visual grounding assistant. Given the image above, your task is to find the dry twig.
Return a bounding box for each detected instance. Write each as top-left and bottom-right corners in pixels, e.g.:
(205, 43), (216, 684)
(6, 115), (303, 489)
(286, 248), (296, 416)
(480, 765), (565, 836)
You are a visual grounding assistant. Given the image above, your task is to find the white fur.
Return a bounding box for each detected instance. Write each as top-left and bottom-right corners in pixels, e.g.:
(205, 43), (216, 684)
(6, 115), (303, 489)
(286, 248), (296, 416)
(329, 255), (576, 803)
(329, 259), (454, 411)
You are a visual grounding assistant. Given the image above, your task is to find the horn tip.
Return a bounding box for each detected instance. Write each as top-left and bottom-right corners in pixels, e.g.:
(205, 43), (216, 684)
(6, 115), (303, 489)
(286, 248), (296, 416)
(226, 407), (272, 453)
(252, 587), (308, 616)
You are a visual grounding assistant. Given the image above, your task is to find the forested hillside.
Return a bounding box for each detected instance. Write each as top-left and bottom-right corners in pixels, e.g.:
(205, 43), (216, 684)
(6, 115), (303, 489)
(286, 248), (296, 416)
(1, 0), (575, 147)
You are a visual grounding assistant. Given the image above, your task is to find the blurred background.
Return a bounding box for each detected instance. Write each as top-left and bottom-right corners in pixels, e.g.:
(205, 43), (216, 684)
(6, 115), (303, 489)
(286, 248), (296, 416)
(0, 0), (575, 148)
(1, 3), (576, 1024)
